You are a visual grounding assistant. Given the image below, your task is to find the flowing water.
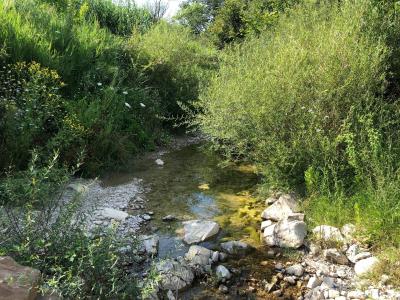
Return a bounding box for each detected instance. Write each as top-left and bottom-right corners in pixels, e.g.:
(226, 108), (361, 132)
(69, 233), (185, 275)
(102, 141), (294, 299)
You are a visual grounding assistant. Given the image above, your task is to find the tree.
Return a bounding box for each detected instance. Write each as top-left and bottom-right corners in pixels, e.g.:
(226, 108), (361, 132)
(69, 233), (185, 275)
(174, 2), (209, 34)
(145, 0), (168, 21)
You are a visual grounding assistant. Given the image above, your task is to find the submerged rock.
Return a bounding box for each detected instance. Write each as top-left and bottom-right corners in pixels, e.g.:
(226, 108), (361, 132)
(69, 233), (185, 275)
(140, 235), (159, 256)
(155, 159), (164, 166)
(183, 220), (220, 244)
(156, 259), (194, 291)
(0, 256), (41, 300)
(163, 215), (177, 222)
(220, 240), (251, 255)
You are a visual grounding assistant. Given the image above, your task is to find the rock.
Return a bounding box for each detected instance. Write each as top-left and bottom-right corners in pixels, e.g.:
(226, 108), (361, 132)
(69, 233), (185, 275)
(286, 264), (304, 277)
(261, 194), (299, 221)
(353, 252), (372, 263)
(312, 225), (344, 243)
(183, 220), (220, 244)
(265, 196), (278, 205)
(328, 289), (340, 298)
(220, 241), (251, 255)
(142, 214), (152, 221)
(219, 252), (227, 262)
(97, 207), (128, 221)
(287, 213), (305, 222)
(261, 220), (274, 231)
(156, 259), (194, 291)
(366, 288), (380, 299)
(354, 257), (379, 276)
(162, 215), (177, 222)
(283, 276), (296, 285)
(274, 220), (307, 248)
(216, 265), (231, 282)
(155, 159), (164, 166)
(185, 245), (213, 266)
(166, 290), (176, 300)
(341, 224), (356, 240)
(347, 290), (365, 299)
(140, 235), (159, 255)
(309, 243), (322, 256)
(0, 256), (41, 300)
(346, 244), (360, 263)
(272, 290), (282, 297)
(263, 224), (277, 246)
(212, 251), (219, 263)
(307, 276), (322, 289)
(320, 276), (334, 290)
(218, 284), (229, 294)
(323, 249), (349, 265)
(67, 183), (88, 194)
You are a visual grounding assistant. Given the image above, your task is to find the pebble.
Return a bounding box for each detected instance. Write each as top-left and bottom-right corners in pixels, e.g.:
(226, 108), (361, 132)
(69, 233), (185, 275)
(218, 285), (229, 294)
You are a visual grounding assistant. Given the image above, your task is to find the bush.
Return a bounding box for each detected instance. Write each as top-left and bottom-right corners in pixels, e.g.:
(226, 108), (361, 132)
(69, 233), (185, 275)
(129, 21), (218, 118)
(197, 0), (391, 188)
(0, 152), (143, 298)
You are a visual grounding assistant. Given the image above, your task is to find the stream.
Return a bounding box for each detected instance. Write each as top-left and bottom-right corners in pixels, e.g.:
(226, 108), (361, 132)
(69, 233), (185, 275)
(100, 139), (295, 299)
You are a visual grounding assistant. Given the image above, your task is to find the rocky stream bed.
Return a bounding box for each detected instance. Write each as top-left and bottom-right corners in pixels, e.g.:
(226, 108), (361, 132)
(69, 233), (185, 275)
(2, 137), (400, 299)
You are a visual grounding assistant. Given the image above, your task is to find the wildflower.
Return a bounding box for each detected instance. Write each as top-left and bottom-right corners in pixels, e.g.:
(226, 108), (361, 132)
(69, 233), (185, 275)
(97, 82), (102, 86)
(124, 102), (131, 109)
(140, 103), (146, 108)
(123, 91), (128, 95)
(301, 106), (306, 110)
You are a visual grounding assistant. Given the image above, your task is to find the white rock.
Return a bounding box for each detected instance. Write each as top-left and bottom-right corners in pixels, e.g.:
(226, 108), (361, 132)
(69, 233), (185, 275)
(347, 290), (365, 299)
(98, 207), (128, 221)
(346, 244), (360, 263)
(312, 225), (344, 243)
(261, 220), (274, 231)
(286, 264), (304, 277)
(183, 220), (220, 244)
(341, 223), (356, 240)
(263, 224), (277, 246)
(287, 213), (305, 221)
(167, 290), (176, 300)
(220, 241), (251, 255)
(216, 265), (231, 281)
(261, 194), (299, 221)
(265, 196), (278, 205)
(307, 276), (322, 289)
(155, 159), (164, 166)
(320, 276), (335, 290)
(323, 248), (349, 265)
(335, 296), (347, 300)
(274, 220), (307, 248)
(354, 257), (379, 276)
(328, 289), (340, 298)
(185, 245), (213, 266)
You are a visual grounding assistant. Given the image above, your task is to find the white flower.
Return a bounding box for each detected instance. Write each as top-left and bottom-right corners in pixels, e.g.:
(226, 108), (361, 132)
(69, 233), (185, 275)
(97, 82), (102, 86)
(125, 102), (132, 109)
(140, 103), (146, 108)
(123, 91), (128, 95)
(301, 106), (306, 110)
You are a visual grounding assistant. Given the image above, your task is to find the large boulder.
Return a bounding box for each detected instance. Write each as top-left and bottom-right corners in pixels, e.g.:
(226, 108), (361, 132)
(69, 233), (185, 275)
(0, 256), (41, 300)
(156, 259), (195, 291)
(274, 220), (307, 248)
(263, 224), (277, 246)
(312, 225), (344, 243)
(185, 245), (213, 266)
(220, 241), (252, 255)
(261, 194), (299, 221)
(183, 220), (220, 244)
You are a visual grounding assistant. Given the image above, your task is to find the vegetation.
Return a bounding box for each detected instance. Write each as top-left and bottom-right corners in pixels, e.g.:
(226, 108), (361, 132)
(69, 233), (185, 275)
(2, 0), (400, 296)
(196, 0), (400, 256)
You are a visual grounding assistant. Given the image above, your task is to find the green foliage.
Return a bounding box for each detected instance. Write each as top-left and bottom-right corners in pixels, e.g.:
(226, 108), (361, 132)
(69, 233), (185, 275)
(130, 21), (218, 117)
(197, 0), (400, 246)
(174, 2), (210, 34)
(0, 152), (143, 298)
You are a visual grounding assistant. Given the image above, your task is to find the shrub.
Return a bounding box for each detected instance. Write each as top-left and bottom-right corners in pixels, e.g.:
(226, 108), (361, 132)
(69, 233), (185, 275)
(129, 21), (218, 118)
(0, 152), (143, 298)
(197, 0), (391, 189)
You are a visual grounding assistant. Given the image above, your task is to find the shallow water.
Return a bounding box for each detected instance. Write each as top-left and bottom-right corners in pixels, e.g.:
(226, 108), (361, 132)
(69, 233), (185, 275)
(102, 142), (287, 299)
